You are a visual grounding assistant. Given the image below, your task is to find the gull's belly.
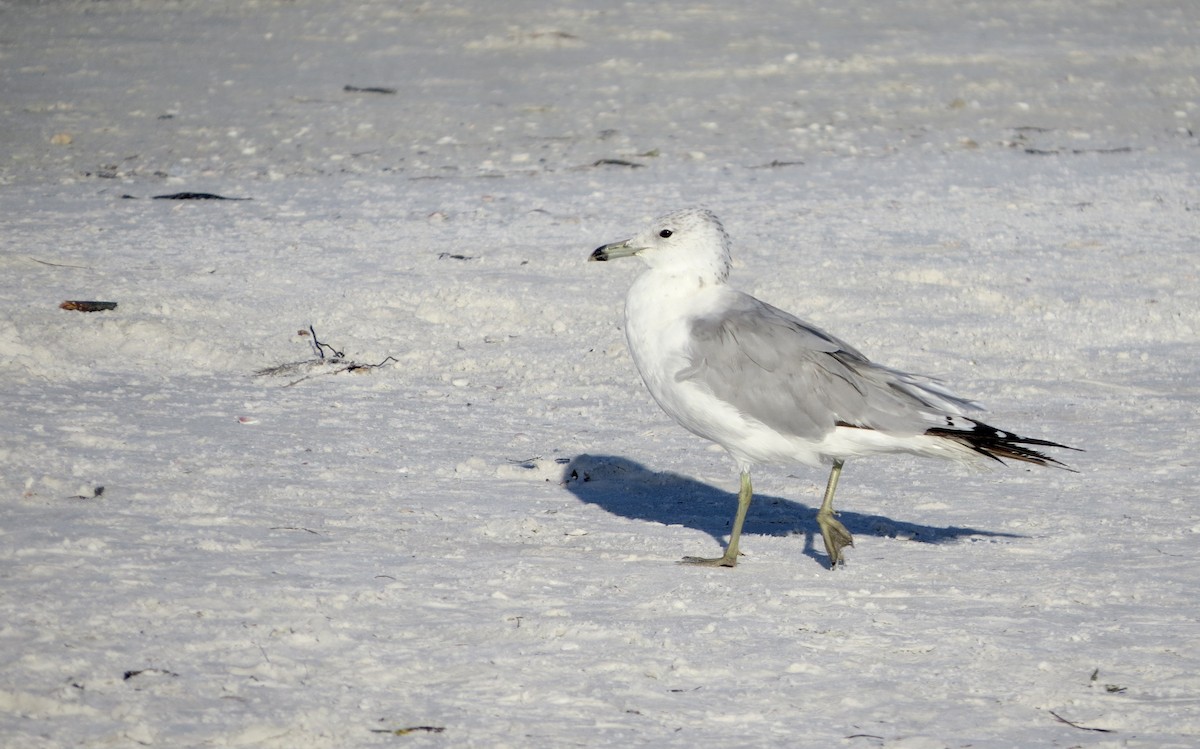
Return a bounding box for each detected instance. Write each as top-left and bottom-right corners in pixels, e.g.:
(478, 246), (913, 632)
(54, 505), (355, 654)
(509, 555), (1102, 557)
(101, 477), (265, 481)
(656, 375), (827, 468)
(624, 289), (825, 468)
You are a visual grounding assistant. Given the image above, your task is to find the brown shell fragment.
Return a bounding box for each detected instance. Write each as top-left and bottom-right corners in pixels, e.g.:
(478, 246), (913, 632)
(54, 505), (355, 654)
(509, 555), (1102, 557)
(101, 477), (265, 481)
(60, 301), (118, 312)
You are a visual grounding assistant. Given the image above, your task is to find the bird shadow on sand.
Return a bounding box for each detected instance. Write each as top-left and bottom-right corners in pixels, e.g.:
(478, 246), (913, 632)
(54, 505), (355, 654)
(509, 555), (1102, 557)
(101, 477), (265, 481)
(561, 454), (1024, 568)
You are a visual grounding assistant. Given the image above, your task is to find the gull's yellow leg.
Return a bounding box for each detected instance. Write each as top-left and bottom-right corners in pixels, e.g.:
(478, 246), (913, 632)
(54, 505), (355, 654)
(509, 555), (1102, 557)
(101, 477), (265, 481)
(816, 459), (853, 568)
(681, 470), (753, 567)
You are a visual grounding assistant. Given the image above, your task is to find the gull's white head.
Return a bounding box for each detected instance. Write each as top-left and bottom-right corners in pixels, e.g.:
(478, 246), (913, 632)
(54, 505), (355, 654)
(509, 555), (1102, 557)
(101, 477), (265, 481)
(589, 208), (732, 285)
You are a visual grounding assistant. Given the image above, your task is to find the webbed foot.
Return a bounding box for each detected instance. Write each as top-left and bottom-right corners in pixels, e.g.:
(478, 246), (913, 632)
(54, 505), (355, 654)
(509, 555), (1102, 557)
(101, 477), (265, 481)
(679, 552), (739, 568)
(817, 511), (853, 568)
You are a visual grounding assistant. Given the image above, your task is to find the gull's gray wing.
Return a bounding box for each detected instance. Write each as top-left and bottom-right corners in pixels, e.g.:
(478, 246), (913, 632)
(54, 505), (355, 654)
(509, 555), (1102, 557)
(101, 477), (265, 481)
(679, 292), (981, 440)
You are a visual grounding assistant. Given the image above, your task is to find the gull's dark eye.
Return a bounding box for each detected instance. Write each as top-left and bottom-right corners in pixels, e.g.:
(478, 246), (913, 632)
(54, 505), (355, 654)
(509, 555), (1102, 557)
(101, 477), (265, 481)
(659, 229), (673, 238)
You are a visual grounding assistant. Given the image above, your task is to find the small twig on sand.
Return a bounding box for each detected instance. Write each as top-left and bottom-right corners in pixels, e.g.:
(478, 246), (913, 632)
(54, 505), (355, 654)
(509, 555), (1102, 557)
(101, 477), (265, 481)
(29, 257), (93, 270)
(591, 158), (644, 168)
(1048, 710), (1114, 733)
(369, 726), (445, 736)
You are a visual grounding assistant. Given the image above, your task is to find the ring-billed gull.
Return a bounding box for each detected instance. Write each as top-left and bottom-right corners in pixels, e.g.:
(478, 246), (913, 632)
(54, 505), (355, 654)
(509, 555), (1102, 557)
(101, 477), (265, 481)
(589, 208), (1077, 569)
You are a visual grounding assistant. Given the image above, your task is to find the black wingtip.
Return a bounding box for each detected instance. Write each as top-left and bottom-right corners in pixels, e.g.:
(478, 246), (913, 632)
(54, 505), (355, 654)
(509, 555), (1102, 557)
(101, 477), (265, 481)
(926, 419), (1080, 472)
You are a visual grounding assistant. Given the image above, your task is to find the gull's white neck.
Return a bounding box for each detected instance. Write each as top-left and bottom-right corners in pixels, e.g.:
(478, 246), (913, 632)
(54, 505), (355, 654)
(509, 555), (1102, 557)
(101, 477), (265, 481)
(622, 268), (728, 415)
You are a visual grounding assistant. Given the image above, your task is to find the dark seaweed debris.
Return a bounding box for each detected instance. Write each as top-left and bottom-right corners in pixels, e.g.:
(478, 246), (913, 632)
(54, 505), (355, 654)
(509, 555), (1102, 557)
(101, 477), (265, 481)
(152, 192), (251, 201)
(344, 84), (397, 94)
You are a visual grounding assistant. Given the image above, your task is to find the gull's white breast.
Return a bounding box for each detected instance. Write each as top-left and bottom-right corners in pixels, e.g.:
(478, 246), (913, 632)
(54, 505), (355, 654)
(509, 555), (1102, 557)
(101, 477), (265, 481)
(623, 272), (831, 470)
